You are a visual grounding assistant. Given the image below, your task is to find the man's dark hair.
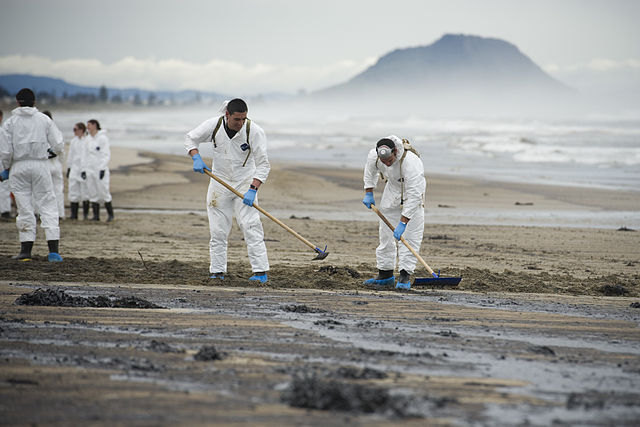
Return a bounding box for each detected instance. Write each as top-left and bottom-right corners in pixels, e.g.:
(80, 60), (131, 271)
(227, 98), (248, 115)
(16, 88), (35, 107)
(376, 138), (395, 150)
(88, 119), (101, 130)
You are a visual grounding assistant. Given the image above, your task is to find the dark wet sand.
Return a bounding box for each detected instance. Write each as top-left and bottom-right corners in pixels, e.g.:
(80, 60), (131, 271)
(1, 148), (639, 425)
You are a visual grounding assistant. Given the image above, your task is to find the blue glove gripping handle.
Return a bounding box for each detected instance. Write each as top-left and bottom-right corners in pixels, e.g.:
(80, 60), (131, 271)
(243, 188), (257, 206)
(362, 192), (375, 209)
(192, 153), (210, 173)
(0, 169), (9, 181)
(393, 221), (407, 240)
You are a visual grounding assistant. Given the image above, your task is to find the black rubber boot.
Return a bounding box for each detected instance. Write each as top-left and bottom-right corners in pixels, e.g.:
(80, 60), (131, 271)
(395, 269), (412, 290)
(47, 240), (59, 253)
(91, 202), (100, 221)
(47, 240), (63, 262)
(398, 269), (411, 284)
(105, 202), (114, 222)
(70, 202), (79, 220)
(12, 241), (33, 261)
(82, 201), (89, 220)
(363, 269), (395, 286)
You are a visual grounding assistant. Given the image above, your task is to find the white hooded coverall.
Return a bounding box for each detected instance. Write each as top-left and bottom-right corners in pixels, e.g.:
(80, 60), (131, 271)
(66, 134), (87, 202)
(1, 107), (64, 242)
(0, 127), (11, 214)
(48, 151), (65, 218)
(185, 116), (270, 274)
(363, 135), (426, 274)
(85, 130), (112, 203)
(0, 127), (12, 213)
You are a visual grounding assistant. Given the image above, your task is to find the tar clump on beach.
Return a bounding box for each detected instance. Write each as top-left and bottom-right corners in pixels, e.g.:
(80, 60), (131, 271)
(15, 288), (163, 309)
(193, 345), (227, 361)
(281, 304), (327, 313)
(281, 369), (416, 417)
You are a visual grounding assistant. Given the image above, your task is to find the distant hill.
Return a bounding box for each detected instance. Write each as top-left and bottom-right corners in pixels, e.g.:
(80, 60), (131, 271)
(311, 34), (574, 114)
(0, 74), (228, 105)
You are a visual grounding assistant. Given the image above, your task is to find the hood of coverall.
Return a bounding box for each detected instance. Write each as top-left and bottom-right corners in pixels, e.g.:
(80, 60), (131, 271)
(11, 106), (40, 117)
(383, 135), (405, 164)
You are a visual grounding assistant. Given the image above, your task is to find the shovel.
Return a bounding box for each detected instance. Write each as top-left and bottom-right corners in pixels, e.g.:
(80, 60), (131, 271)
(204, 169), (329, 260)
(371, 205), (461, 286)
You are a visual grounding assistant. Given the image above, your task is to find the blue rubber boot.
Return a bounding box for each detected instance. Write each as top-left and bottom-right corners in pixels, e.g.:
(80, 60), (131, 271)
(363, 270), (395, 286)
(249, 272), (268, 283)
(395, 270), (411, 290)
(48, 253), (63, 262)
(47, 240), (62, 262)
(209, 272), (225, 279)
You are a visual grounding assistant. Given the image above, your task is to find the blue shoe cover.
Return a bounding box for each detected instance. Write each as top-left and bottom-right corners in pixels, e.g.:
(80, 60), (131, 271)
(363, 276), (395, 286)
(209, 273), (225, 279)
(48, 252), (63, 262)
(249, 273), (268, 283)
(395, 281), (411, 290)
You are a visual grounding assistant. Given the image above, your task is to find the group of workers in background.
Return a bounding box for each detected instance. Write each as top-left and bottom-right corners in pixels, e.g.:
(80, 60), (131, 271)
(2, 89), (424, 290)
(0, 88), (113, 262)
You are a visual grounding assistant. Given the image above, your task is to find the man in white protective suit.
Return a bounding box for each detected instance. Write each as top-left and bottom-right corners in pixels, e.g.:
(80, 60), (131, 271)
(0, 109), (12, 221)
(41, 110), (65, 220)
(65, 122), (88, 220)
(185, 98), (270, 283)
(0, 88), (65, 261)
(362, 135), (426, 290)
(85, 119), (114, 221)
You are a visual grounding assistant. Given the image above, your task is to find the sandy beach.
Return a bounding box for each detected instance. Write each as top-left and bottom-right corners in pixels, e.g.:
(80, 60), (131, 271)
(1, 147), (639, 425)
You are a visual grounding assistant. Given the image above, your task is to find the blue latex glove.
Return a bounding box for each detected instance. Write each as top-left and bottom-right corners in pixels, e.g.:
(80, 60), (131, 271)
(362, 192), (375, 209)
(191, 153), (210, 173)
(243, 188), (257, 206)
(0, 169), (9, 181)
(393, 221), (407, 240)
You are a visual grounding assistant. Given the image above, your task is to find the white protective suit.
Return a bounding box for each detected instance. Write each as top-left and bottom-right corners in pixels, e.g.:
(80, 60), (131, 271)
(0, 127), (12, 214)
(363, 135), (426, 274)
(0, 180), (10, 214)
(66, 134), (87, 202)
(85, 130), (112, 203)
(48, 153), (65, 218)
(2, 107), (64, 242)
(185, 116), (270, 274)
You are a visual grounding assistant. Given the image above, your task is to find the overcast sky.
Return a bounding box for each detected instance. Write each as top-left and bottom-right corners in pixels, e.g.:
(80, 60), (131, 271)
(1, 0), (638, 95)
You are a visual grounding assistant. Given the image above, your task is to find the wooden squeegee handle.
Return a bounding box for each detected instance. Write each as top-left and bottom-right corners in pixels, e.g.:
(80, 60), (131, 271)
(371, 205), (436, 276)
(203, 169), (317, 252)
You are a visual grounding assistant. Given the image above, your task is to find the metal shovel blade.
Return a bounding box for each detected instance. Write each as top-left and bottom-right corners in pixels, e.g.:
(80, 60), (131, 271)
(413, 277), (462, 286)
(312, 246), (329, 261)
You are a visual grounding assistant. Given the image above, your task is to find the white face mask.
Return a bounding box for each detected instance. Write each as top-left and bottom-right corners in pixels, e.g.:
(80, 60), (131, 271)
(377, 145), (393, 160)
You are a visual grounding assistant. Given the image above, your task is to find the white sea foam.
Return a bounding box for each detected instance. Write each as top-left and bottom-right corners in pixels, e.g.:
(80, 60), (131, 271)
(46, 107), (640, 192)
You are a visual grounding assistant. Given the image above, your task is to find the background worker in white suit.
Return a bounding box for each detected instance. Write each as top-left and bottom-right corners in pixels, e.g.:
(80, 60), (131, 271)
(1, 88), (64, 261)
(0, 109), (12, 221)
(41, 110), (65, 220)
(66, 122), (88, 220)
(85, 119), (114, 221)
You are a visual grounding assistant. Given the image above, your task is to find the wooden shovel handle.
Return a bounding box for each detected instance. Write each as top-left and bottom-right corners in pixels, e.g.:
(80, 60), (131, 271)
(203, 169), (318, 252)
(371, 205), (436, 276)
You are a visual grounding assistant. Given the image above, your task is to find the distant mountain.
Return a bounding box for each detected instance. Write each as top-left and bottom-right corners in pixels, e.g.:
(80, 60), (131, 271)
(312, 34), (573, 114)
(0, 74), (229, 105)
